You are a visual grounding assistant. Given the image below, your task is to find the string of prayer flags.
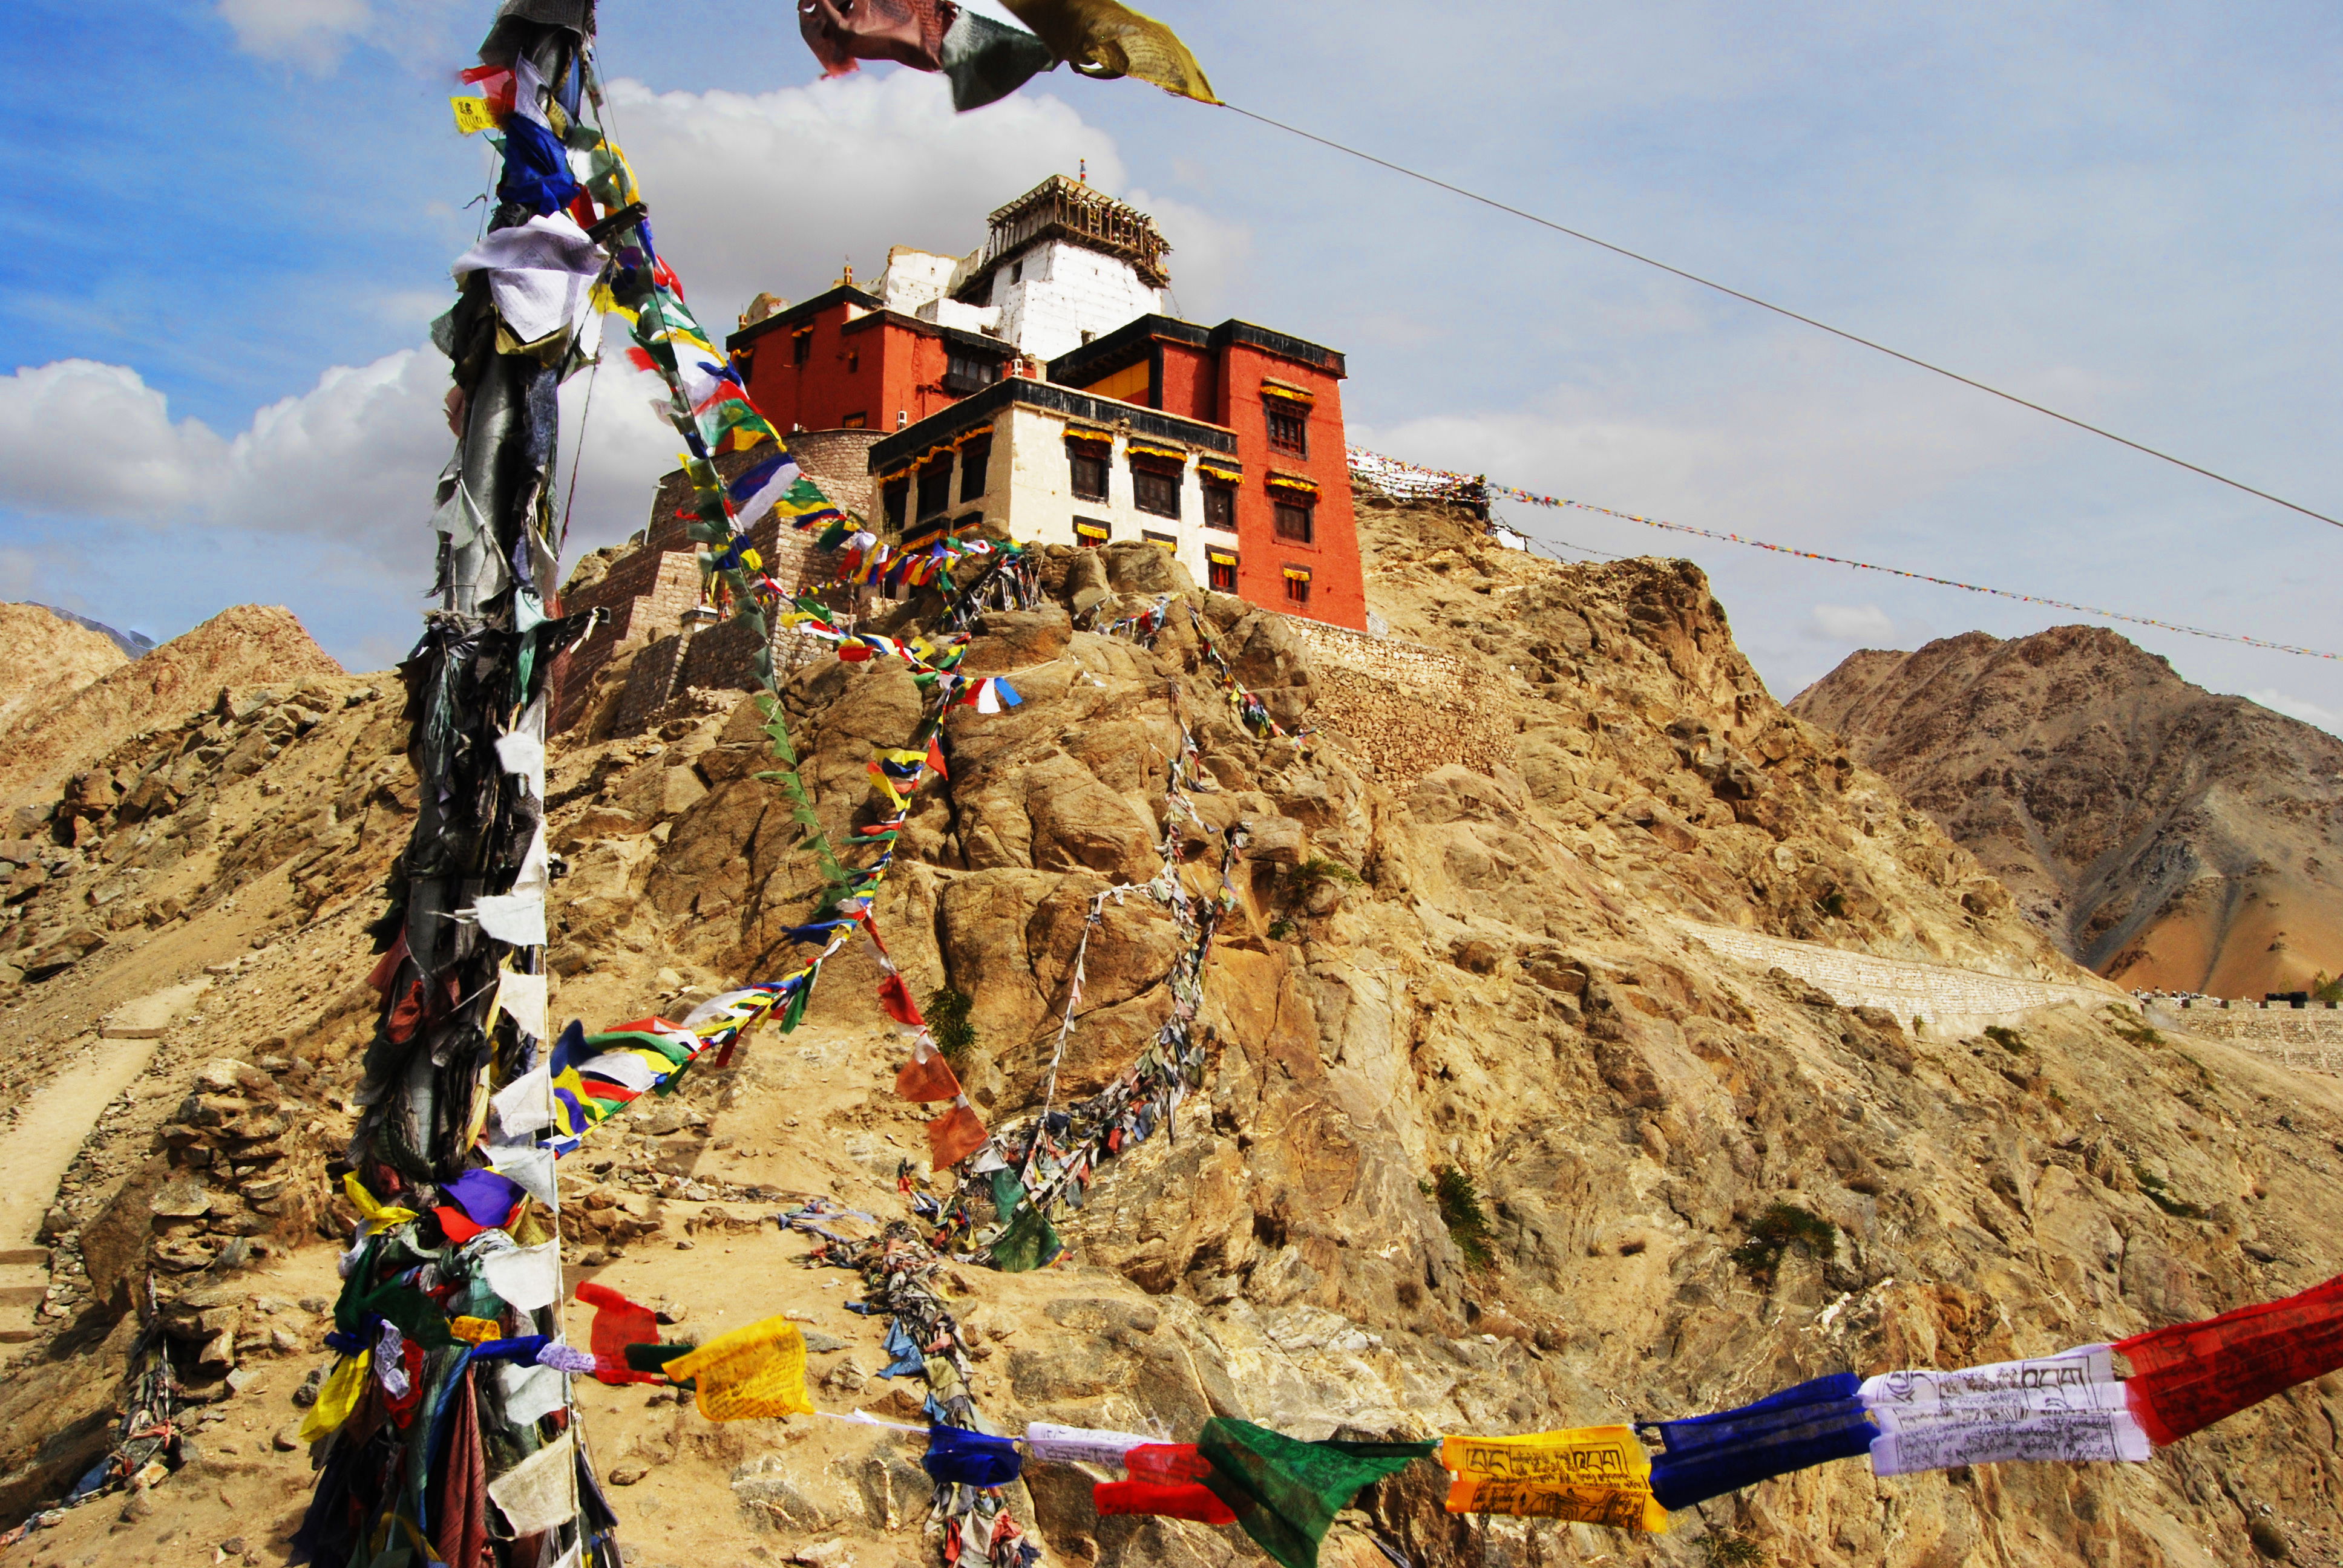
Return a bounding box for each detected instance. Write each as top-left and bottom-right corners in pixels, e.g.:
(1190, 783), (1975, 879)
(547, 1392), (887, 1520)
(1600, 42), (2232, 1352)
(1858, 1345), (2149, 1477)
(1438, 1428), (1668, 1532)
(663, 1316), (816, 1421)
(924, 1425), (1026, 1488)
(1198, 1420), (1434, 1568)
(2115, 1269), (2343, 1446)
(792, 0), (1207, 111)
(1645, 1374), (1879, 1511)
(1095, 1444), (1236, 1526)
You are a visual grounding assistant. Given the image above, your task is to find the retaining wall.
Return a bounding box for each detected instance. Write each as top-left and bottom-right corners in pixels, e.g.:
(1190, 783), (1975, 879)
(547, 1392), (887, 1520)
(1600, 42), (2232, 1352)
(1676, 921), (2115, 1024)
(1287, 619), (1513, 786)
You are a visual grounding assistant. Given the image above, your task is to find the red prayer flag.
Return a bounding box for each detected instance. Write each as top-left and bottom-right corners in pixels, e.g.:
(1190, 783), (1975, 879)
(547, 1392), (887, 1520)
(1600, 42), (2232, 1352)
(1127, 1445), (1214, 1483)
(877, 974), (925, 1028)
(926, 736), (948, 780)
(895, 1045), (962, 1104)
(576, 1281), (664, 1387)
(432, 1365), (490, 1568)
(2119, 1270), (2343, 1445)
(926, 1102), (989, 1169)
(1094, 1480), (1237, 1525)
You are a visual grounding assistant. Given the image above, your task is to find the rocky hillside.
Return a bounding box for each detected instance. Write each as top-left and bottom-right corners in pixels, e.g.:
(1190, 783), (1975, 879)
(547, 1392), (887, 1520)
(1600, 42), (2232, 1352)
(0, 505), (2337, 1568)
(1789, 626), (2343, 996)
(0, 605), (128, 745)
(0, 605), (344, 809)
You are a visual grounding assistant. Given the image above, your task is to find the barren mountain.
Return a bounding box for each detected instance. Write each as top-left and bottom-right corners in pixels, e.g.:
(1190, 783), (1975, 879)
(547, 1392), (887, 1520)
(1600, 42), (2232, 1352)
(0, 506), (2336, 1568)
(0, 605), (128, 744)
(1789, 625), (2343, 996)
(0, 605), (343, 808)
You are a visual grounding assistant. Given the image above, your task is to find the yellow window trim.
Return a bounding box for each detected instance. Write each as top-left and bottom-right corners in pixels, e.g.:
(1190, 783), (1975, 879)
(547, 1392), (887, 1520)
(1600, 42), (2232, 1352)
(952, 425), (995, 448)
(1207, 549), (1238, 566)
(1198, 463), (1243, 483)
(1260, 381), (1316, 404)
(1282, 567), (1312, 580)
(1125, 442), (1188, 462)
(1266, 472), (1319, 494)
(1074, 520), (1110, 538)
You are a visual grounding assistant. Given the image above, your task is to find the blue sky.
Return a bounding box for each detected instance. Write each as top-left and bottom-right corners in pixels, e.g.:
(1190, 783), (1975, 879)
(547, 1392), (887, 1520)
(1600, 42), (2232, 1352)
(4, 1), (2341, 730)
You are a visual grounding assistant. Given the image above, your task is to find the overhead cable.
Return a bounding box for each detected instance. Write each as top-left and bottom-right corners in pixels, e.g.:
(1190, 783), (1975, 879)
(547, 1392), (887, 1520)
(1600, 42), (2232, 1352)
(1222, 102), (2342, 534)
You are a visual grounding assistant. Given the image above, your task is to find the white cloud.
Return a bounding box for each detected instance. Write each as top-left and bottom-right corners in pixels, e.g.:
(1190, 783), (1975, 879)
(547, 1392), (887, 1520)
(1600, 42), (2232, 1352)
(217, 0), (373, 72)
(601, 71), (1139, 335)
(0, 362), (229, 515)
(2243, 688), (2343, 737)
(1807, 603), (1899, 643)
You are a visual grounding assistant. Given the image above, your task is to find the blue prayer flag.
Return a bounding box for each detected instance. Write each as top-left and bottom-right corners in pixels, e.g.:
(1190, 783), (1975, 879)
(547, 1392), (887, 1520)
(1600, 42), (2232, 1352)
(1648, 1373), (1879, 1510)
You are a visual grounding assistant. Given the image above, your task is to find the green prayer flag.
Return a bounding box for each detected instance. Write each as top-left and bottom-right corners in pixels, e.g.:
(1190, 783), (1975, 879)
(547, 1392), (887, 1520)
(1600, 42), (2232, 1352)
(1196, 1419), (1427, 1568)
(990, 1196), (1061, 1274)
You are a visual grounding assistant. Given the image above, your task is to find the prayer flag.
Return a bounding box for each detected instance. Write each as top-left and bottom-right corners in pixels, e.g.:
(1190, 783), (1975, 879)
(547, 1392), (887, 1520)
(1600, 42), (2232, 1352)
(896, 1040), (962, 1103)
(452, 94), (501, 134)
(663, 1316), (814, 1421)
(1860, 1345), (2149, 1477)
(1198, 1419), (1431, 1568)
(2117, 1270), (2343, 1446)
(927, 1101), (989, 1169)
(799, 0), (952, 76)
(1025, 1422), (1156, 1467)
(990, 1195), (1062, 1273)
(878, 974), (926, 1028)
(1647, 1374), (1879, 1510)
(940, 9), (1061, 110)
(298, 1351), (373, 1443)
(575, 1282), (664, 1387)
(924, 1425), (1025, 1488)
(1438, 1428), (1668, 1532)
(1095, 1480), (1236, 1524)
(997, 0), (1216, 102)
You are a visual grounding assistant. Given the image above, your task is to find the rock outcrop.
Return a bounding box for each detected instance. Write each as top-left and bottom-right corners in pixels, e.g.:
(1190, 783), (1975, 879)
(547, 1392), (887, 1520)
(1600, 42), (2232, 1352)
(1790, 624), (2343, 995)
(0, 506), (2337, 1568)
(0, 605), (344, 807)
(0, 604), (128, 747)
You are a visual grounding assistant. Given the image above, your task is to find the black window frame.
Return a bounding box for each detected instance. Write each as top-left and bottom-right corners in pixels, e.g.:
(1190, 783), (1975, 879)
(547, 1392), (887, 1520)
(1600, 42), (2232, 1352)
(1142, 529), (1179, 550)
(1074, 517), (1110, 547)
(882, 478), (909, 533)
(1207, 552), (1239, 594)
(1130, 460), (1182, 520)
(958, 436), (991, 502)
(944, 351), (1003, 397)
(1201, 482), (1236, 531)
(1273, 495), (1315, 544)
(1067, 443), (1110, 502)
(917, 457), (954, 520)
(793, 327), (814, 365)
(1266, 403), (1308, 456)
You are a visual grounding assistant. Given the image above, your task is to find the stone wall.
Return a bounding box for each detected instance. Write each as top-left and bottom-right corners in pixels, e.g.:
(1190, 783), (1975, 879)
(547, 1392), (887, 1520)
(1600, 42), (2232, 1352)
(1287, 619), (1513, 786)
(1676, 920), (2116, 1024)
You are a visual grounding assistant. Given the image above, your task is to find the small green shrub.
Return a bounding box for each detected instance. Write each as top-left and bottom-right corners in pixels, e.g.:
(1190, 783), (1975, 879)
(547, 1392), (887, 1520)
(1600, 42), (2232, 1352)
(2132, 1163), (2209, 1220)
(926, 985), (977, 1067)
(1266, 918), (1296, 942)
(1817, 890), (1848, 919)
(1730, 1203), (1838, 1278)
(1424, 1166), (1495, 1270)
(2314, 971), (2343, 1005)
(1984, 1025), (2027, 1053)
(1703, 1534), (1766, 1567)
(2104, 1004), (2163, 1046)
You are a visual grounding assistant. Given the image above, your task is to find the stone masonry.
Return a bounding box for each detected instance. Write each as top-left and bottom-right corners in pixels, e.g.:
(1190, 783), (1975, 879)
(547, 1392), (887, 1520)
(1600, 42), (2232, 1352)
(1676, 920), (2117, 1024)
(1287, 619), (1512, 788)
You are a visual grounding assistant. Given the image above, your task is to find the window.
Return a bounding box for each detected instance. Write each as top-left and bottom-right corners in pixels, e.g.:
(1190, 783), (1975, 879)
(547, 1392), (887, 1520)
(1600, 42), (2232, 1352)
(1010, 261), (1024, 284)
(917, 458), (954, 519)
(793, 328), (813, 365)
(1267, 405), (1308, 456)
(1283, 566), (1311, 606)
(944, 351), (1001, 397)
(1201, 482), (1235, 531)
(1131, 462), (1181, 519)
(1068, 443), (1109, 501)
(1142, 530), (1179, 550)
(1075, 518), (1110, 546)
(1273, 498), (1314, 543)
(882, 479), (908, 533)
(1207, 550), (1239, 594)
(846, 348), (860, 373)
(959, 436), (991, 501)
(842, 411), (868, 429)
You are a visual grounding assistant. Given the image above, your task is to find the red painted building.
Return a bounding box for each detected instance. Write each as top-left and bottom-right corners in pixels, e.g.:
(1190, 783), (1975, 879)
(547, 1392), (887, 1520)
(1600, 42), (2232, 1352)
(730, 283), (1015, 437)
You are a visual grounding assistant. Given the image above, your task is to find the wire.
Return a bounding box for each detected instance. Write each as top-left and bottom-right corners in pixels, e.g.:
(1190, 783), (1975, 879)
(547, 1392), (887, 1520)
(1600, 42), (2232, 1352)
(1356, 449), (2342, 661)
(1220, 102), (2343, 534)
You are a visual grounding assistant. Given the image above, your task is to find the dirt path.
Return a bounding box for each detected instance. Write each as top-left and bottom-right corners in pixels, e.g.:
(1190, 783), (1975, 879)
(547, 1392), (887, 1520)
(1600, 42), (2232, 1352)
(0, 1037), (162, 1339)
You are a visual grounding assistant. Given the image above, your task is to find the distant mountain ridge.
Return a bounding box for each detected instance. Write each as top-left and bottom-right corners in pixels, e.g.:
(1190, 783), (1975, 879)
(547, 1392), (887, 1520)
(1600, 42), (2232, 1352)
(1789, 624), (2343, 997)
(27, 604), (155, 659)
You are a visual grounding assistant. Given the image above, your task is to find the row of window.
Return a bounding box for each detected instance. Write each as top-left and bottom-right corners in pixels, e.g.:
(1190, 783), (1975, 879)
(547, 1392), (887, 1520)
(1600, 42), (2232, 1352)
(1069, 442), (1316, 541)
(1066, 526), (1312, 605)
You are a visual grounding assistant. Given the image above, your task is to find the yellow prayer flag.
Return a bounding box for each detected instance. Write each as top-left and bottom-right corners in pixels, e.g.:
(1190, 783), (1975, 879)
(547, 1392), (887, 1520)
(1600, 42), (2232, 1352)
(344, 1173), (419, 1233)
(1438, 1427), (1668, 1533)
(298, 1351), (373, 1444)
(450, 1316), (503, 1344)
(451, 96), (500, 135)
(998, 0), (1216, 102)
(663, 1315), (814, 1421)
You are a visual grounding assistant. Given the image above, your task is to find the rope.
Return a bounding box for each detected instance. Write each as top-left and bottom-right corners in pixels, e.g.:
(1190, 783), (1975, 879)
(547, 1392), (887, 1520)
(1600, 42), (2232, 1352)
(1221, 101), (2343, 534)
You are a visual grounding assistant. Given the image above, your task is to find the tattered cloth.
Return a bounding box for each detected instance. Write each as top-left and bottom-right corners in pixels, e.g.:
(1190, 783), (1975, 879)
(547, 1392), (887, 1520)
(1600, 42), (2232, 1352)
(2117, 1270), (2343, 1445)
(1646, 1374), (1879, 1510)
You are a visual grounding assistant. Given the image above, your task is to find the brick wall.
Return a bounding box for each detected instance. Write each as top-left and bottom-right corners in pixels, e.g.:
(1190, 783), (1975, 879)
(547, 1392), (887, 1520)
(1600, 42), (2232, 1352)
(1286, 619), (1513, 786)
